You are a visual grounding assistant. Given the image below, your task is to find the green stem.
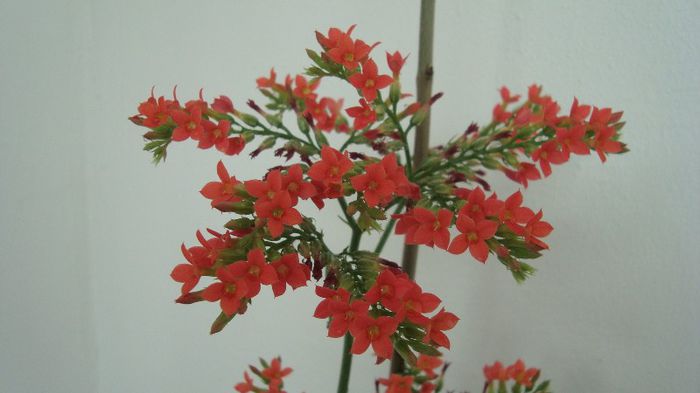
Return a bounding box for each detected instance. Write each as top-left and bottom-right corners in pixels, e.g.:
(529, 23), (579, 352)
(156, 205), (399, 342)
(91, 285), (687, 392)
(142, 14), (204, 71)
(336, 226), (362, 393)
(374, 201), (406, 254)
(336, 332), (354, 393)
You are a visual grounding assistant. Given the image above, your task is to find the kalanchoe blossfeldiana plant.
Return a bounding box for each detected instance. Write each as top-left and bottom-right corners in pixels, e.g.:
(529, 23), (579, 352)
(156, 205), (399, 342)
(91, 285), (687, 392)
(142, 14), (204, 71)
(130, 24), (626, 392)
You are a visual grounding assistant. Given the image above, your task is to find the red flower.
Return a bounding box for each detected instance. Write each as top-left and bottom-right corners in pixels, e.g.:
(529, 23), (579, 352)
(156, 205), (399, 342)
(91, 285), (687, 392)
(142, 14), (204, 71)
(386, 51), (408, 77)
(483, 361), (508, 383)
(364, 270), (412, 312)
(171, 106), (203, 141)
(256, 68), (279, 89)
(568, 97), (591, 124)
(556, 125), (589, 156)
(397, 282), (441, 325)
(228, 248), (278, 298)
(254, 192), (303, 238)
(416, 354), (443, 379)
(270, 253), (310, 297)
(349, 315), (399, 359)
(201, 265), (249, 316)
(304, 97), (343, 132)
(458, 187), (504, 221)
(316, 25), (356, 50)
(200, 161), (242, 208)
(211, 95), (234, 114)
(345, 99), (377, 130)
(282, 164), (317, 203)
(245, 169), (285, 203)
(492, 104), (511, 123)
(499, 191), (535, 232)
(314, 286), (351, 319)
(170, 243), (211, 294)
(292, 75), (320, 101)
(380, 153), (418, 199)
(198, 119), (245, 155)
(234, 372), (254, 393)
(261, 357), (292, 392)
(507, 359), (539, 388)
(136, 94), (179, 128)
(406, 207), (453, 249)
(327, 299), (370, 338)
(326, 34), (373, 69)
(350, 161), (396, 207)
(591, 126), (623, 162)
(503, 162), (541, 188)
(308, 146), (353, 185)
(448, 215), (498, 262)
(378, 374), (414, 393)
(348, 59), (393, 102)
(499, 86), (520, 104)
(518, 210), (553, 249)
(423, 308), (459, 349)
(532, 140), (568, 177)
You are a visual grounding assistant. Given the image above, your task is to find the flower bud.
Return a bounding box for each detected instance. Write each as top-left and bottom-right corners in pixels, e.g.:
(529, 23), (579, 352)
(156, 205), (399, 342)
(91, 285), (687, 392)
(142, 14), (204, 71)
(239, 113), (259, 127)
(214, 200), (254, 214)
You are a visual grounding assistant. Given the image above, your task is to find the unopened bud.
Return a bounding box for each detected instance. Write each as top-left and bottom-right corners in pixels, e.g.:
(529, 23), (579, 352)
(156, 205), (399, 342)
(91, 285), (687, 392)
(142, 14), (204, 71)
(238, 113), (259, 127)
(214, 201), (254, 214)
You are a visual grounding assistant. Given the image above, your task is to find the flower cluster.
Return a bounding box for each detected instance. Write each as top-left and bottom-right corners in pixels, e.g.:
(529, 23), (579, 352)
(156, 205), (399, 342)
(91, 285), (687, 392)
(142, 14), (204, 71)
(314, 268), (458, 361)
(483, 359), (550, 393)
(378, 354), (446, 393)
(131, 24), (626, 392)
(234, 357), (292, 393)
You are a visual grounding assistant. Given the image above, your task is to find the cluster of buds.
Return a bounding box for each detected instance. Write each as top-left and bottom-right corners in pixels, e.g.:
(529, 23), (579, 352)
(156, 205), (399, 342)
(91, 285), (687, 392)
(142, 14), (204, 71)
(314, 268), (458, 362)
(377, 354), (447, 393)
(234, 357), (292, 393)
(483, 359), (550, 393)
(131, 24), (626, 391)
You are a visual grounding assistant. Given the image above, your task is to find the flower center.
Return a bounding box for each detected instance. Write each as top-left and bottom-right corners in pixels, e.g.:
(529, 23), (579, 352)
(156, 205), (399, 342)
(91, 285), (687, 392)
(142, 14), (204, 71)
(365, 79), (375, 88)
(367, 325), (380, 340)
(272, 208), (284, 219)
(467, 231), (478, 242)
(343, 53), (354, 62)
(225, 283), (238, 294)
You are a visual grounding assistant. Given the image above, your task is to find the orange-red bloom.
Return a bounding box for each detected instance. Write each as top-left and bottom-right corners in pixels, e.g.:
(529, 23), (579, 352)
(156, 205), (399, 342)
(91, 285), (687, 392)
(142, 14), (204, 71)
(171, 106), (203, 142)
(378, 374), (414, 393)
(416, 354), (443, 378)
(308, 146), (353, 185)
(483, 361), (508, 383)
(228, 248), (278, 298)
(327, 299), (369, 338)
(350, 161), (396, 207)
(507, 359), (539, 388)
(349, 315), (399, 359)
(261, 357), (292, 392)
(448, 215), (498, 262)
(254, 192), (303, 238)
(386, 51), (408, 77)
(348, 59), (393, 102)
(270, 253), (310, 297)
(200, 161), (242, 209)
(202, 265), (249, 316)
(423, 308), (459, 349)
(345, 99), (377, 130)
(326, 33), (373, 70)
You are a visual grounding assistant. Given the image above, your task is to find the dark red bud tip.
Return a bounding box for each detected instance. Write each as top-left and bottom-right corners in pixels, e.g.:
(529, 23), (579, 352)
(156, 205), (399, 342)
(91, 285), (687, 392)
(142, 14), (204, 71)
(475, 177), (491, 192)
(247, 99), (263, 114)
(303, 112), (315, 127)
(465, 122), (479, 135)
(348, 152), (367, 160)
(175, 291), (203, 304)
(429, 92), (444, 106)
(142, 131), (159, 140)
(129, 115), (144, 126)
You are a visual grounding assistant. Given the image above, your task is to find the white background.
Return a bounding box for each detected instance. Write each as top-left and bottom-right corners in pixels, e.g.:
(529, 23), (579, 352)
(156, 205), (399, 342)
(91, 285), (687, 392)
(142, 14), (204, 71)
(2, 1), (699, 392)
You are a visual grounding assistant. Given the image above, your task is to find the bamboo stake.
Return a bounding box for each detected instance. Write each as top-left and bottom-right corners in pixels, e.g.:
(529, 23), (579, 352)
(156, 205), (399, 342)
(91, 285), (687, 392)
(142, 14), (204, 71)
(390, 0), (436, 374)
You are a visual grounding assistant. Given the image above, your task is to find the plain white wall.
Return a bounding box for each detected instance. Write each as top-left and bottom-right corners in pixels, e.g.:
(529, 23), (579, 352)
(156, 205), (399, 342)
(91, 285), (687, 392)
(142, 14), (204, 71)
(2, 1), (699, 392)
